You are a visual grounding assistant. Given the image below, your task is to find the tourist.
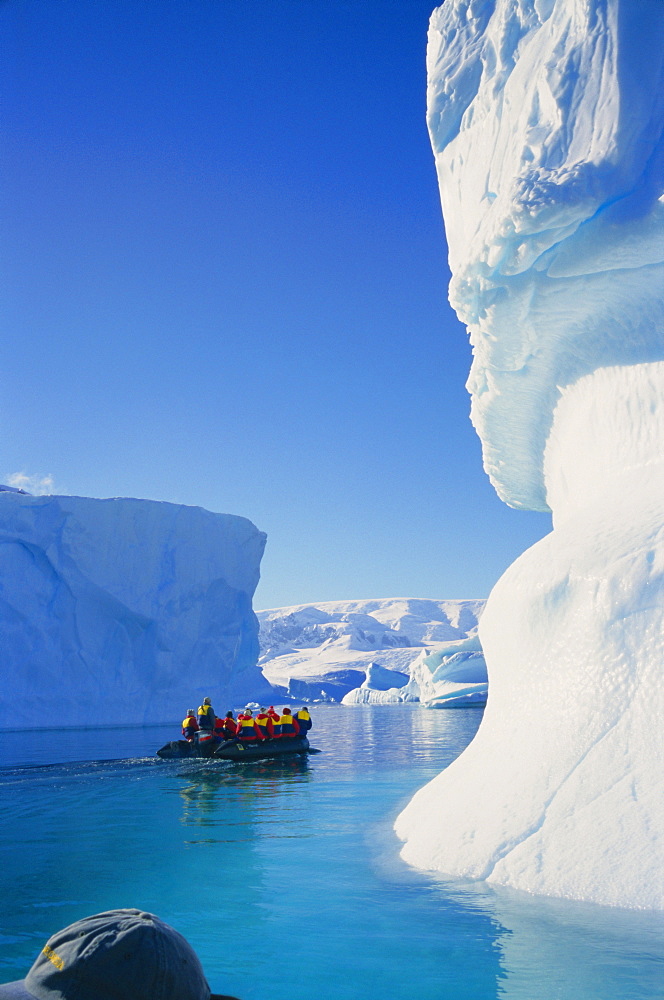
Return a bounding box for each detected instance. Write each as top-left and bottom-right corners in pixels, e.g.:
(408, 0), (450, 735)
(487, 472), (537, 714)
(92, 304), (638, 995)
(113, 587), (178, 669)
(295, 706), (312, 735)
(255, 708), (274, 739)
(197, 697), (216, 731)
(235, 709), (264, 741)
(222, 711), (237, 737)
(214, 712), (237, 740)
(182, 710), (199, 741)
(278, 708), (300, 738)
(268, 707), (281, 737)
(0, 908), (241, 1000)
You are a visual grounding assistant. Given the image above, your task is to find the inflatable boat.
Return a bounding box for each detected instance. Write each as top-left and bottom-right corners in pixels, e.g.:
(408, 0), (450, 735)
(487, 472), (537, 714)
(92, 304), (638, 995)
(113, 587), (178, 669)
(156, 732), (315, 761)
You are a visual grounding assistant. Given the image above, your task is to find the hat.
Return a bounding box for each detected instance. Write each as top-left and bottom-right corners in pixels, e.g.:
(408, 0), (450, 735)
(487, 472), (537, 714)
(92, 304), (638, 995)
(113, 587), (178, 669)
(0, 909), (237, 1000)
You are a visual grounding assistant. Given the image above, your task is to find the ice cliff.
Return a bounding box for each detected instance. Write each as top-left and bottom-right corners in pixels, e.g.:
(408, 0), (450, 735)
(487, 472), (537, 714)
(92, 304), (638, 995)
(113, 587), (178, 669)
(396, 0), (664, 909)
(0, 492), (269, 728)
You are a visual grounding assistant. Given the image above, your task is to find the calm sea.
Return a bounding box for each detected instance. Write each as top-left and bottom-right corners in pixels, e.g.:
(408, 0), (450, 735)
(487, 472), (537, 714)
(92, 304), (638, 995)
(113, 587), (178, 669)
(0, 705), (661, 999)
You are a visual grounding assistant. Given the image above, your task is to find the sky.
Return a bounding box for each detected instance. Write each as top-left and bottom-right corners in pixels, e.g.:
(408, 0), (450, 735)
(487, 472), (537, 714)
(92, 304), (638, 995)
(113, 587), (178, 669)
(2, 0), (552, 610)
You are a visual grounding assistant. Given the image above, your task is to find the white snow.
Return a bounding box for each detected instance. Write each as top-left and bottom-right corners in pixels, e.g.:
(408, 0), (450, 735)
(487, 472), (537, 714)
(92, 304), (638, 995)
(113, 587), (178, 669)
(0, 492), (270, 728)
(396, 0), (664, 910)
(256, 597), (486, 703)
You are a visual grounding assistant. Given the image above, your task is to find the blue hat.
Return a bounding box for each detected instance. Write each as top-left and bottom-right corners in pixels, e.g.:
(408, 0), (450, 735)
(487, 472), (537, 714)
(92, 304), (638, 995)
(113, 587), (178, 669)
(0, 909), (237, 1000)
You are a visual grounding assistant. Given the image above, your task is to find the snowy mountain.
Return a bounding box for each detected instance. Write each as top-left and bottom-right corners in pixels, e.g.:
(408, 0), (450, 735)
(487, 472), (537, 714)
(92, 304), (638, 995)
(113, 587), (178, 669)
(396, 0), (664, 911)
(257, 597), (487, 705)
(0, 492), (270, 727)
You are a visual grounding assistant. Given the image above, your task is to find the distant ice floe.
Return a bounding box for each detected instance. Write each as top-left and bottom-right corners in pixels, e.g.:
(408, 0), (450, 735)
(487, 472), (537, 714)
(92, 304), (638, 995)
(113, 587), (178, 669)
(256, 597), (486, 706)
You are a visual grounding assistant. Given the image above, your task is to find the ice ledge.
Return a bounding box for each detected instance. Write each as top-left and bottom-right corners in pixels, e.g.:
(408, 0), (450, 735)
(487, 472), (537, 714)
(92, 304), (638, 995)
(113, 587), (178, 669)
(426, 0), (664, 508)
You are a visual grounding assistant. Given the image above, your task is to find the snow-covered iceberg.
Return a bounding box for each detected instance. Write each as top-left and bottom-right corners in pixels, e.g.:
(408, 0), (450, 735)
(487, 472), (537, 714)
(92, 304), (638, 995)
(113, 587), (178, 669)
(402, 635), (487, 709)
(396, 0), (664, 910)
(0, 492), (269, 728)
(257, 597), (485, 703)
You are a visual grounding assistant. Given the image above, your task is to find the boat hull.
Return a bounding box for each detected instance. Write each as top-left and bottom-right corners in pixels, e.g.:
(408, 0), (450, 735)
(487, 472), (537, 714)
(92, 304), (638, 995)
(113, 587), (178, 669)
(156, 735), (313, 761)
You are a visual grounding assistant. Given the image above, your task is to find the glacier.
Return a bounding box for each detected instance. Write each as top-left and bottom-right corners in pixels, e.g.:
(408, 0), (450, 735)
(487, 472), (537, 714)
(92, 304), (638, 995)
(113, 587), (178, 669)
(396, 0), (664, 910)
(257, 597), (486, 705)
(0, 491), (270, 728)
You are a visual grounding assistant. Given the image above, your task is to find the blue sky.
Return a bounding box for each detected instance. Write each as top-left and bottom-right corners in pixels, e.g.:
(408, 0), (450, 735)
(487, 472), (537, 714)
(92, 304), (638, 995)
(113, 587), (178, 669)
(2, 0), (551, 609)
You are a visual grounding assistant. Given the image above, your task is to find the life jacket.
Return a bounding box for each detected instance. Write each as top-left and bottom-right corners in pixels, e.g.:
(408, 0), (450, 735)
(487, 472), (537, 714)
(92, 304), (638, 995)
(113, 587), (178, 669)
(237, 717), (261, 740)
(255, 713), (273, 738)
(182, 716), (198, 738)
(279, 713), (299, 738)
(223, 717), (237, 736)
(295, 709), (311, 731)
(197, 704), (215, 729)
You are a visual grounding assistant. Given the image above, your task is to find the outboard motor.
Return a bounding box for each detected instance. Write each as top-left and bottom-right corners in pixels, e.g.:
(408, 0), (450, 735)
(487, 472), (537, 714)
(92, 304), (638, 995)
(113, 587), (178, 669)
(195, 730), (217, 757)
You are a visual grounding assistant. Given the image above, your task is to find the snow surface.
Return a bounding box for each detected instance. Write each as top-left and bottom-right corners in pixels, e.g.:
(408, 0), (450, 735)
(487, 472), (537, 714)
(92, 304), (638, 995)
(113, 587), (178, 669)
(0, 493), (270, 728)
(256, 597), (486, 704)
(396, 0), (664, 910)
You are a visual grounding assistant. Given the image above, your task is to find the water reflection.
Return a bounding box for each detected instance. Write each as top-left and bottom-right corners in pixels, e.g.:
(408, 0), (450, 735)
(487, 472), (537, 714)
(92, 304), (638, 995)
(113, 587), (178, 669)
(425, 875), (664, 1000)
(176, 757), (312, 830)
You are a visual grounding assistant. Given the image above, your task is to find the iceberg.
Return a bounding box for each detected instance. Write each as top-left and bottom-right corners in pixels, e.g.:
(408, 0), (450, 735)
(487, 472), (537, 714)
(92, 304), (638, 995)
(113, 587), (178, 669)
(396, 0), (664, 909)
(0, 492), (270, 728)
(258, 597), (485, 703)
(403, 636), (487, 708)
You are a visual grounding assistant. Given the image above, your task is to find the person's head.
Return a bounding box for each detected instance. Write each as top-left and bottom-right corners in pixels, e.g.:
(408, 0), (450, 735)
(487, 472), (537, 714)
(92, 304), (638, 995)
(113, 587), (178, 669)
(203, 697), (211, 705)
(0, 909), (240, 1000)
(225, 711), (234, 719)
(244, 709), (252, 717)
(187, 709), (195, 717)
(283, 708), (292, 716)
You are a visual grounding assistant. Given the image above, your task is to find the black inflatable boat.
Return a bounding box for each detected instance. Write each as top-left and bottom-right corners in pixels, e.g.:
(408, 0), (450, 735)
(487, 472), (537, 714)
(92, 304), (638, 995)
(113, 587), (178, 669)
(157, 732), (315, 761)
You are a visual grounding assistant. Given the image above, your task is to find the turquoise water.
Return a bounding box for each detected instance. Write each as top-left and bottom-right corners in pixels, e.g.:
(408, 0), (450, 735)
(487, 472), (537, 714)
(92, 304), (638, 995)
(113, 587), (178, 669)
(0, 705), (662, 999)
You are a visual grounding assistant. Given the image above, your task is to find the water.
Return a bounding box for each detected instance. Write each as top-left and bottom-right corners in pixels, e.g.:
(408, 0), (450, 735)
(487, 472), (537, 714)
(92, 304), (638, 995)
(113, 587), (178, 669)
(0, 706), (662, 999)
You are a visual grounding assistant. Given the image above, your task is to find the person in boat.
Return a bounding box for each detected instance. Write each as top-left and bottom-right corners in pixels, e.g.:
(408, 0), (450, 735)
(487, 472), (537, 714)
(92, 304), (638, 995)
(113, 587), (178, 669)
(235, 708), (265, 741)
(295, 706), (312, 736)
(0, 908), (242, 1000)
(278, 708), (300, 738)
(182, 710), (199, 741)
(255, 708), (274, 739)
(268, 708), (281, 738)
(197, 697), (216, 731)
(215, 711), (237, 739)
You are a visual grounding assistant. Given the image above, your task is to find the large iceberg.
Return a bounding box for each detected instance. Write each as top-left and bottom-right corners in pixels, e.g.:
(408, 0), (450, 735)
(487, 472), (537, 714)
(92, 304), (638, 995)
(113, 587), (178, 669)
(0, 491), (270, 728)
(396, 0), (664, 909)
